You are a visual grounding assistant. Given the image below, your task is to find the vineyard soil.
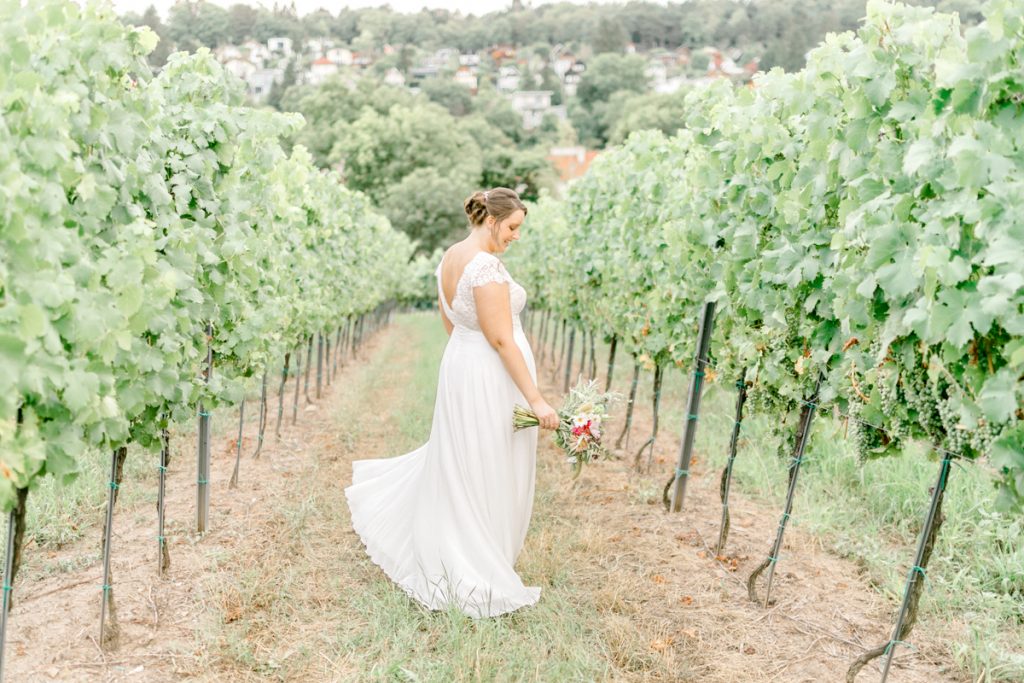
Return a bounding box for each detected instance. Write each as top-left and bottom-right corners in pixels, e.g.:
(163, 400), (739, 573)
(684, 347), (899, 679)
(6, 314), (963, 681)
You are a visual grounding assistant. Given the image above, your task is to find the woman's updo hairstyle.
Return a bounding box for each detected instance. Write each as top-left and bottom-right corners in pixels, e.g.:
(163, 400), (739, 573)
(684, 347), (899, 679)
(464, 187), (527, 228)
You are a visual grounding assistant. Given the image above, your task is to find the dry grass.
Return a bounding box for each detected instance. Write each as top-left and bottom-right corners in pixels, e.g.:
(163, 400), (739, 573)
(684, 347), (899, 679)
(3, 313), (972, 682)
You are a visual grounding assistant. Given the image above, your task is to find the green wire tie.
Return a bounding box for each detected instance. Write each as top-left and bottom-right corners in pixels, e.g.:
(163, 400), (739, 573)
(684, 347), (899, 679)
(780, 512), (790, 522)
(736, 380), (745, 389)
(675, 468), (688, 478)
(2, 584), (12, 593)
(687, 414), (699, 421)
(768, 555), (778, 564)
(198, 411), (210, 417)
(102, 584), (112, 592)
(157, 535), (166, 544)
(108, 481), (119, 491)
(884, 639), (916, 655)
(157, 465), (167, 473)
(694, 370), (705, 378)
(197, 478), (208, 485)
(257, 435), (264, 442)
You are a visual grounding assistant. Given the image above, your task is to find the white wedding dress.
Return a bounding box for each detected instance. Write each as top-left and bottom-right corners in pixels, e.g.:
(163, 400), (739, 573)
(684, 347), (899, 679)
(344, 251), (541, 618)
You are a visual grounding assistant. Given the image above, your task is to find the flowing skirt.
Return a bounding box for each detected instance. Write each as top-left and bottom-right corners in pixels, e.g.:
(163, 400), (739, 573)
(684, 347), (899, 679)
(344, 324), (541, 617)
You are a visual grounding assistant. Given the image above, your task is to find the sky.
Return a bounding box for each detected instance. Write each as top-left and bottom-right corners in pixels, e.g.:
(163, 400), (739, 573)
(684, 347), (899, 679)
(110, 0), (620, 18)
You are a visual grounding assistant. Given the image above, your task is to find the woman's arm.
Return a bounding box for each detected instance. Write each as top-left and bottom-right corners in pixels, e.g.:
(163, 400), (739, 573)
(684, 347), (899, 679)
(475, 283), (558, 429)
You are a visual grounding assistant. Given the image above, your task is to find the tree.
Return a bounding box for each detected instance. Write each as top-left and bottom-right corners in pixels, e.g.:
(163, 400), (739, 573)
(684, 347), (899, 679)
(227, 3), (259, 44)
(421, 77), (474, 117)
(480, 147), (557, 203)
(607, 89), (689, 146)
(592, 15), (628, 54)
(379, 168), (476, 253)
(166, 1), (230, 51)
(267, 57), (296, 111)
(329, 102), (482, 202)
(121, 5), (172, 67)
(575, 53), (648, 108)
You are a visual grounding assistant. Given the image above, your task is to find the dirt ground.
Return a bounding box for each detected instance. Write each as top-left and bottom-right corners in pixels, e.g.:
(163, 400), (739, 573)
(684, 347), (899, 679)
(4, 317), (964, 682)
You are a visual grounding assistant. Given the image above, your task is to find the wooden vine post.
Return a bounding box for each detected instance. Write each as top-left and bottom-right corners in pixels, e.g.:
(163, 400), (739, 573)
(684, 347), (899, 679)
(588, 330), (597, 378)
(253, 372), (268, 458)
(196, 324), (213, 533)
(846, 451), (955, 683)
(605, 335), (618, 391)
(554, 319), (566, 376)
(316, 331), (324, 399)
(303, 334), (313, 404)
(562, 326), (576, 393)
(99, 446), (128, 648)
(634, 364), (664, 473)
(747, 373), (823, 607)
(668, 301), (716, 511)
(275, 351), (291, 438)
(615, 359), (641, 451)
(325, 333), (332, 386)
(292, 343), (302, 425)
(156, 429), (171, 573)
(229, 401), (245, 488)
(715, 370), (748, 554)
(0, 487), (28, 681)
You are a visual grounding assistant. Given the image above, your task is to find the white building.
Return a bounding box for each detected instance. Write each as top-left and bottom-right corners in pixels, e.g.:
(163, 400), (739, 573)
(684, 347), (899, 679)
(429, 47), (458, 68)
(307, 57), (339, 85)
(306, 37), (335, 56)
(510, 90), (553, 129)
(497, 65), (521, 93)
(242, 40), (270, 67)
(325, 47), (353, 66)
(459, 53), (480, 67)
(223, 57), (257, 82)
(646, 60), (668, 87)
(267, 36), (293, 55)
(383, 67), (406, 88)
(655, 76), (688, 94)
(246, 68), (283, 101)
(216, 45), (243, 62)
(552, 54), (575, 79)
(563, 72), (582, 97)
(453, 66), (478, 91)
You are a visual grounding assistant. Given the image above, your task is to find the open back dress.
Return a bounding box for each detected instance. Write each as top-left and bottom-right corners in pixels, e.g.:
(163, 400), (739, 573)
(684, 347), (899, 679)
(344, 250), (541, 617)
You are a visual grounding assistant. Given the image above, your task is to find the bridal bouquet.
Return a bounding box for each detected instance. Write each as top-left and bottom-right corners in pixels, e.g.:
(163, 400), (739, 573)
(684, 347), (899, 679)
(513, 379), (620, 477)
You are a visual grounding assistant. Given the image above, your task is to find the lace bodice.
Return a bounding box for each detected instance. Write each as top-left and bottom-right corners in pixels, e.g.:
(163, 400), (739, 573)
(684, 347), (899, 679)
(437, 251), (527, 332)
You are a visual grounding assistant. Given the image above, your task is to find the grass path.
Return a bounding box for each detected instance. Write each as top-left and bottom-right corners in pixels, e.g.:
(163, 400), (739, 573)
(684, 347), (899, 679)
(5, 312), (986, 681)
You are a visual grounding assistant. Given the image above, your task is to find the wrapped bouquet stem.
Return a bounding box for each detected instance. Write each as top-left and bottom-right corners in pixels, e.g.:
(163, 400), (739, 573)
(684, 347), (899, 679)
(513, 378), (620, 478)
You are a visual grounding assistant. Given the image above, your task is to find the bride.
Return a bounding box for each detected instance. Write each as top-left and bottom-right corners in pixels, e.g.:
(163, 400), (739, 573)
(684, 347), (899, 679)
(344, 187), (559, 618)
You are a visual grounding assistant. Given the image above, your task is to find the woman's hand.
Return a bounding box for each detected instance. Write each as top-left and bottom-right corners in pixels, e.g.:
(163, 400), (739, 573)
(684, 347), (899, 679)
(529, 397), (559, 430)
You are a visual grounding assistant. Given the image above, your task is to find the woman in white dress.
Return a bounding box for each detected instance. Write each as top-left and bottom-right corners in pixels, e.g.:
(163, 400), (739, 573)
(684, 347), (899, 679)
(344, 187), (559, 618)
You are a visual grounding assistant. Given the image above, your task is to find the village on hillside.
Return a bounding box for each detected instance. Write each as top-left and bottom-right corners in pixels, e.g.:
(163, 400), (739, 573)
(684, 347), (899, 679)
(210, 36), (758, 183)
